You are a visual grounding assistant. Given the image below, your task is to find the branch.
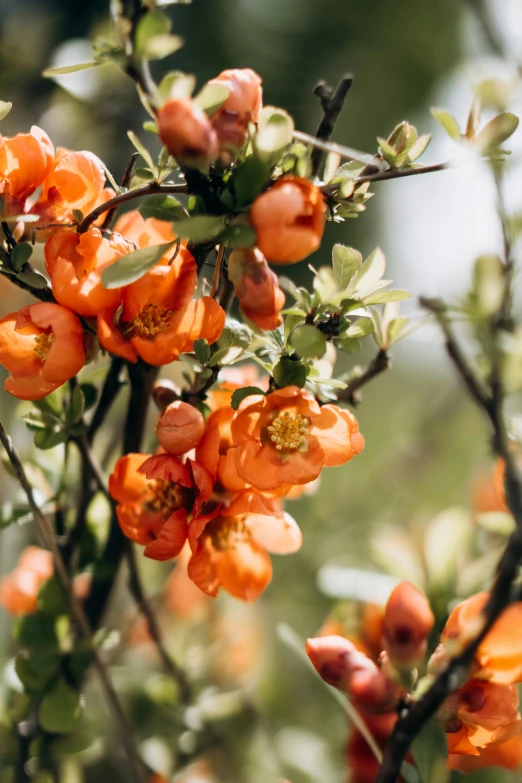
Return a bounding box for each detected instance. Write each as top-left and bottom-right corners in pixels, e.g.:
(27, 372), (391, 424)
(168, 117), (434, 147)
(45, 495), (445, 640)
(337, 349), (390, 406)
(355, 162), (448, 184)
(0, 421), (147, 783)
(87, 357), (125, 443)
(77, 182), (187, 234)
(100, 152), (140, 234)
(293, 129), (383, 169)
(310, 74), (354, 177)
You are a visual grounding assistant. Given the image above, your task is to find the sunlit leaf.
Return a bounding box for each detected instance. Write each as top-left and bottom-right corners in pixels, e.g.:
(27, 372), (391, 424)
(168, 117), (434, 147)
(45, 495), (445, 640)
(101, 241), (175, 288)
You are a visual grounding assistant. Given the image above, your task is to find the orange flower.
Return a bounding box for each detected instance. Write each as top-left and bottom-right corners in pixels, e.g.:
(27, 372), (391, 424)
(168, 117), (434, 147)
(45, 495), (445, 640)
(249, 176), (326, 264)
(113, 209), (177, 249)
(109, 452), (213, 559)
(0, 126), (54, 214)
(441, 592), (522, 684)
(30, 148), (114, 231)
(157, 98), (219, 166)
(156, 400), (205, 456)
(448, 732), (522, 772)
(164, 543), (210, 620)
(97, 246), (225, 365)
(228, 247), (285, 331)
(306, 635), (399, 712)
(231, 386), (365, 491)
(187, 490), (302, 601)
(442, 680), (521, 756)
(382, 581), (434, 668)
(208, 68), (262, 149)
(0, 302), (85, 400)
(45, 227), (134, 317)
(0, 546), (53, 615)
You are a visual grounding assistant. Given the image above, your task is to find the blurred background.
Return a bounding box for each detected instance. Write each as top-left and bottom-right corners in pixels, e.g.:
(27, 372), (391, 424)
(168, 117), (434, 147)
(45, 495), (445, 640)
(1, 0), (522, 781)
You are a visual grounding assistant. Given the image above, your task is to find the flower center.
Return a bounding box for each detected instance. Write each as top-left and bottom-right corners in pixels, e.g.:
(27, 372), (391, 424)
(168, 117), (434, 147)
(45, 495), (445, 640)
(208, 515), (250, 551)
(123, 303), (173, 340)
(267, 412), (310, 453)
(33, 332), (54, 362)
(146, 480), (188, 516)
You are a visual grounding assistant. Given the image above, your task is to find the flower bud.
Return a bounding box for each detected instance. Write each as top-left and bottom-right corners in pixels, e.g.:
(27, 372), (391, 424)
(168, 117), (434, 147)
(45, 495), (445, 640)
(249, 176), (326, 264)
(156, 400), (205, 455)
(306, 635), (398, 712)
(382, 581), (434, 668)
(208, 68), (262, 149)
(228, 247), (285, 330)
(158, 98), (219, 167)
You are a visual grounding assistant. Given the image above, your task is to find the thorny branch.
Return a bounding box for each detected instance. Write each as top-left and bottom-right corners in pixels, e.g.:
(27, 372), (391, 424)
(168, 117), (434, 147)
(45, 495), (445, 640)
(310, 74), (354, 177)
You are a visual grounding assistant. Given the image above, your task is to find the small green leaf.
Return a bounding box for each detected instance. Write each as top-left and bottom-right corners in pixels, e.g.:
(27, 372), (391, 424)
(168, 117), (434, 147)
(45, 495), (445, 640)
(142, 121), (159, 135)
(158, 70), (196, 101)
(15, 653), (60, 693)
(217, 319), (252, 351)
(101, 241), (175, 289)
(139, 194), (187, 222)
(34, 428), (68, 450)
(344, 317), (374, 339)
(231, 386), (266, 410)
(127, 131), (155, 170)
(193, 338), (211, 365)
(221, 223), (257, 249)
(430, 108), (461, 141)
(22, 411), (60, 431)
(273, 357), (307, 388)
(290, 324), (327, 359)
(173, 215), (225, 242)
(14, 613), (58, 649)
(68, 385), (85, 425)
(193, 82), (229, 117)
(80, 383), (97, 412)
(255, 106), (294, 166)
(233, 156), (270, 207)
(332, 245), (362, 290)
(377, 136), (398, 167)
(363, 289), (411, 305)
(143, 34), (184, 60)
(0, 101), (13, 121)
(355, 247), (386, 296)
(405, 134), (431, 164)
(39, 678), (82, 734)
(135, 9), (170, 54)
(475, 112), (520, 153)
(43, 62), (100, 77)
(411, 719), (448, 783)
(38, 577), (69, 615)
(334, 337), (361, 353)
(17, 270), (49, 289)
(11, 242), (33, 271)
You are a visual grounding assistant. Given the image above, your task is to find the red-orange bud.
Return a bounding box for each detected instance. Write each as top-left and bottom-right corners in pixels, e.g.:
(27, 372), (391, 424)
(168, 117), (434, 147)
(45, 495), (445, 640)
(208, 68), (262, 149)
(157, 98), (219, 167)
(228, 247), (285, 331)
(156, 400), (205, 455)
(382, 581), (434, 667)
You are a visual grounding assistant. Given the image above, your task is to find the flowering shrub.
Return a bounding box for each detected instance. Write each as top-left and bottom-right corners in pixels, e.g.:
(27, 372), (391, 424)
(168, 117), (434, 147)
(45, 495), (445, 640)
(0, 1), (521, 782)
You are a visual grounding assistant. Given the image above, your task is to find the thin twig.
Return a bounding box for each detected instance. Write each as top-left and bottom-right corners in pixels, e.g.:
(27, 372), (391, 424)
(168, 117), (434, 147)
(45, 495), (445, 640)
(311, 74), (354, 177)
(101, 152), (140, 234)
(0, 421), (147, 783)
(293, 129), (385, 169)
(210, 245), (225, 298)
(354, 162), (448, 184)
(337, 349), (390, 406)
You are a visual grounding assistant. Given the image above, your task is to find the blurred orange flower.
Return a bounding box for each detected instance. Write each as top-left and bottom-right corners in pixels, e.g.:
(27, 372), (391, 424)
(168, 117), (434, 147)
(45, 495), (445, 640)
(97, 247), (225, 365)
(157, 97), (218, 166)
(382, 581), (434, 668)
(0, 547), (53, 615)
(45, 227), (133, 317)
(208, 68), (262, 149)
(249, 176), (326, 264)
(228, 247), (285, 331)
(231, 386), (365, 491)
(0, 302), (85, 399)
(448, 732), (522, 772)
(0, 126), (54, 214)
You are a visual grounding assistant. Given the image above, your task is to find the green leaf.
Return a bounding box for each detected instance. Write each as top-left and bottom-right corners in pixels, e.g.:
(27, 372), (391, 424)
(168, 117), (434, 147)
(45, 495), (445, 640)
(377, 136), (398, 167)
(38, 577), (68, 615)
(363, 289), (411, 305)
(68, 386), (85, 425)
(273, 357), (307, 388)
(406, 134), (431, 164)
(34, 429), (68, 450)
(22, 410), (61, 431)
(475, 112), (520, 153)
(135, 9), (170, 54)
(127, 131), (155, 170)
(411, 719), (448, 783)
(430, 108), (461, 141)
(142, 34), (184, 60)
(80, 383), (97, 412)
(15, 654), (60, 693)
(233, 156), (270, 207)
(290, 324), (327, 359)
(193, 82), (229, 117)
(0, 100), (13, 121)
(11, 242), (33, 271)
(43, 62), (100, 77)
(255, 106), (294, 166)
(230, 386), (266, 410)
(334, 337), (361, 353)
(173, 215), (225, 242)
(158, 70), (196, 101)
(142, 122), (159, 135)
(344, 317), (374, 339)
(101, 241), (174, 289)
(217, 319), (252, 351)
(193, 338), (211, 365)
(221, 223), (257, 249)
(139, 194), (187, 222)
(17, 270), (49, 289)
(39, 678), (82, 734)
(332, 245), (362, 290)
(14, 613), (58, 650)
(355, 247), (386, 296)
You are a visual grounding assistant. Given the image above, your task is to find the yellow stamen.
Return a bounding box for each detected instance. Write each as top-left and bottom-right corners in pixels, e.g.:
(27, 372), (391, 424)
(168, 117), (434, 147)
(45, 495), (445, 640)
(122, 303), (173, 340)
(33, 332), (54, 362)
(209, 516), (250, 551)
(267, 411), (310, 454)
(146, 480), (187, 516)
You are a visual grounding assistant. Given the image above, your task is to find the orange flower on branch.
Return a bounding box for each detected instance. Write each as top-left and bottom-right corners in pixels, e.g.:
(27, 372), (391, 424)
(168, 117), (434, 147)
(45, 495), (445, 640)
(113, 209), (177, 249)
(0, 302), (85, 400)
(157, 97), (219, 167)
(208, 68), (262, 149)
(97, 246), (225, 365)
(45, 227), (134, 317)
(249, 176), (326, 265)
(228, 247), (285, 331)
(187, 490), (302, 602)
(0, 547), (53, 615)
(231, 386), (365, 491)
(0, 126), (54, 215)
(382, 581), (434, 668)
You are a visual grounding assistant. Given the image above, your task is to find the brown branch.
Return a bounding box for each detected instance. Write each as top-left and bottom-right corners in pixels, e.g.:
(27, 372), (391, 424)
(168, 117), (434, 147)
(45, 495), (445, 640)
(337, 349), (390, 406)
(310, 74), (354, 177)
(0, 421), (147, 783)
(355, 161), (448, 184)
(77, 182), (187, 234)
(87, 357), (126, 443)
(101, 152), (140, 234)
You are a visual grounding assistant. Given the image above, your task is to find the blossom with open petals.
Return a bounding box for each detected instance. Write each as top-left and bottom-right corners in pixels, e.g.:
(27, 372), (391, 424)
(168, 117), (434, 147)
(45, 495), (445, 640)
(448, 733), (522, 772)
(0, 547), (53, 615)
(382, 581), (434, 667)
(97, 245), (225, 365)
(249, 176), (326, 265)
(158, 98), (219, 167)
(0, 126), (54, 215)
(45, 227), (134, 317)
(441, 592), (522, 684)
(231, 386), (364, 491)
(113, 209), (177, 249)
(228, 247), (285, 331)
(0, 302), (85, 400)
(208, 68), (262, 149)
(109, 452), (212, 560)
(187, 490), (302, 602)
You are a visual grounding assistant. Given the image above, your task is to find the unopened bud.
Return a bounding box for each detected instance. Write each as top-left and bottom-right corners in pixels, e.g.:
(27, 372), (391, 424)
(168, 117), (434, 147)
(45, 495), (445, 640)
(156, 400), (205, 455)
(158, 98), (219, 167)
(382, 581), (434, 668)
